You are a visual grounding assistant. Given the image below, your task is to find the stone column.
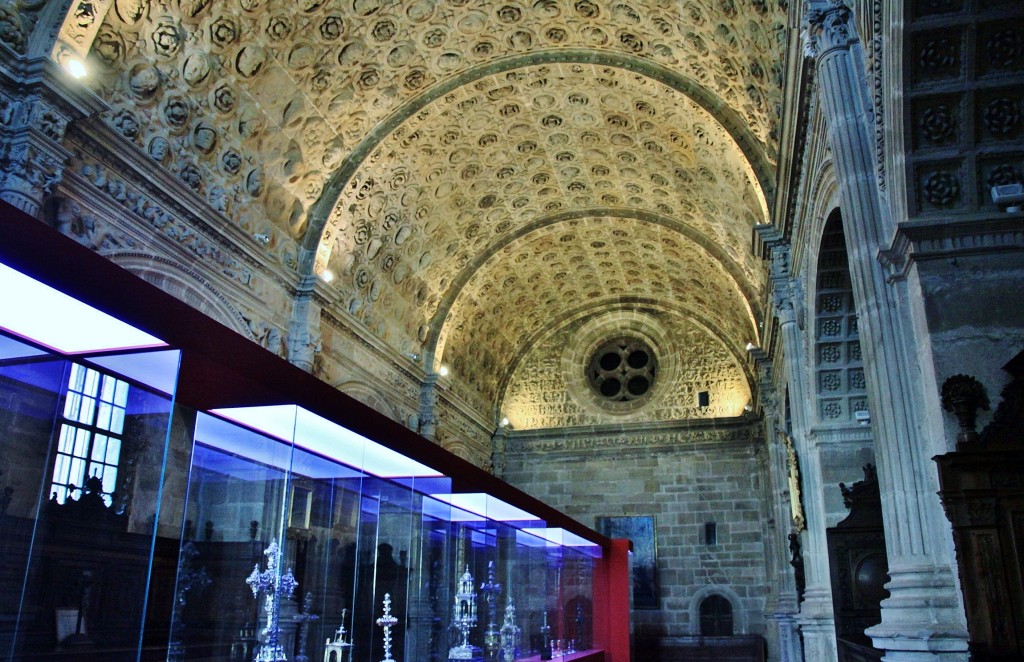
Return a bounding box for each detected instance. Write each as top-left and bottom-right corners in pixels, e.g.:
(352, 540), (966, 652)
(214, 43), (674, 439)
(758, 363), (805, 662)
(418, 374), (439, 442)
(287, 275), (322, 373)
(805, 3), (969, 658)
(772, 266), (838, 661)
(489, 425), (508, 479)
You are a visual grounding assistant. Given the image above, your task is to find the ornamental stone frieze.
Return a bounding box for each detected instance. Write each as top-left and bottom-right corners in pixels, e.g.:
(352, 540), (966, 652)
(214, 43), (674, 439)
(506, 418), (757, 456)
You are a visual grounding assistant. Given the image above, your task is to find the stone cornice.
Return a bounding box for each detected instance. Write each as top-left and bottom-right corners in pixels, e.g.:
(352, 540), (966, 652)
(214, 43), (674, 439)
(506, 416), (761, 456)
(68, 121), (279, 268)
(766, 23), (815, 256)
(807, 424), (873, 446)
(879, 214), (1024, 282)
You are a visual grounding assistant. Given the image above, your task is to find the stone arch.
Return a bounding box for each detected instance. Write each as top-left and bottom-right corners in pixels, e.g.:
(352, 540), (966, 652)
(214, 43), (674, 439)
(105, 253), (255, 339)
(810, 211), (869, 426)
(422, 207), (761, 371)
(301, 49), (775, 273)
(495, 296), (756, 418)
(688, 584), (747, 635)
(335, 380), (401, 423)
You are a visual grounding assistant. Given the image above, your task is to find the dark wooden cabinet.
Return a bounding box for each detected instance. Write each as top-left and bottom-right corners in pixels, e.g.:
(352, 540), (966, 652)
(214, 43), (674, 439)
(935, 448), (1024, 661)
(935, 354), (1024, 661)
(827, 465), (887, 662)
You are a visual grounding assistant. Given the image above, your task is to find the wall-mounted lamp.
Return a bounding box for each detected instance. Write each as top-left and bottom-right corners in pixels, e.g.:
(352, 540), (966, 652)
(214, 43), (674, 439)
(438, 365), (449, 377)
(253, 233), (270, 245)
(991, 183), (1024, 213)
(63, 58), (87, 79)
(319, 269), (334, 283)
(499, 417), (509, 427)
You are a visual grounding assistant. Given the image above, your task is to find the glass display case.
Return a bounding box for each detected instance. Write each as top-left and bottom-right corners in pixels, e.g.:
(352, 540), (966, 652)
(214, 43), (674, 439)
(0, 206), (629, 662)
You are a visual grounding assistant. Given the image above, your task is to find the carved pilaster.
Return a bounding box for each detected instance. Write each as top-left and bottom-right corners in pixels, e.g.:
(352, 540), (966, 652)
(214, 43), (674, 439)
(287, 275), (321, 373)
(778, 308), (838, 659)
(419, 374), (439, 442)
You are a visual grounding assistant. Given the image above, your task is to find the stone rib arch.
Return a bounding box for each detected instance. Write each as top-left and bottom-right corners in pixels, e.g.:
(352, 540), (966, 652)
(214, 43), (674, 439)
(422, 207), (763, 370)
(301, 48), (776, 270)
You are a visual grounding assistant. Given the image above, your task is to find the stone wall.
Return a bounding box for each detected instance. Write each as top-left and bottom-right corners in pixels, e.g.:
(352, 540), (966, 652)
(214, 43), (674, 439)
(502, 418), (769, 648)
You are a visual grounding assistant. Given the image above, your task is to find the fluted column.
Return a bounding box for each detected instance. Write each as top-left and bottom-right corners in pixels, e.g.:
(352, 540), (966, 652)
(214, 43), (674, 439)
(759, 364), (805, 662)
(773, 271), (838, 661)
(805, 4), (968, 658)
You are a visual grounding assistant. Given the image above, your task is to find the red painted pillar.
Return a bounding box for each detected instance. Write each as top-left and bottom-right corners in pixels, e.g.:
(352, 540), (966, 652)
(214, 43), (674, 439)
(594, 538), (631, 662)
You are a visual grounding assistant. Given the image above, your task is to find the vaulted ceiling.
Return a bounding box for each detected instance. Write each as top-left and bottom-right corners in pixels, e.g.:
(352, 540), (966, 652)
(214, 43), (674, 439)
(84, 0), (786, 421)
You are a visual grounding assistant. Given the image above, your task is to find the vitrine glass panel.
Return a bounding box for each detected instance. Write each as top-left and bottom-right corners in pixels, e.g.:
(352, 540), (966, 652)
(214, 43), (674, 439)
(0, 333), (179, 661)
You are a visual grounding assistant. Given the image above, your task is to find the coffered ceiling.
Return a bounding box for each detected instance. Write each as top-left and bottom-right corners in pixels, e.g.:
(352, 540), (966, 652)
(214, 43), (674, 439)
(82, 0), (786, 418)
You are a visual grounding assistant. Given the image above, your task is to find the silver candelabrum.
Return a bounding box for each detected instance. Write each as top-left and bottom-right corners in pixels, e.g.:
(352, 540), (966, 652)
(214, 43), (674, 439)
(479, 561), (502, 658)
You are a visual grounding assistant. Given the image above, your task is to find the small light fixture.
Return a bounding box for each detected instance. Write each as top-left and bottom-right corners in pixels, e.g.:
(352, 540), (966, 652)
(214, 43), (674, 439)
(438, 365), (449, 377)
(746, 342), (757, 351)
(64, 58), (87, 79)
(320, 269), (334, 283)
(499, 417), (509, 427)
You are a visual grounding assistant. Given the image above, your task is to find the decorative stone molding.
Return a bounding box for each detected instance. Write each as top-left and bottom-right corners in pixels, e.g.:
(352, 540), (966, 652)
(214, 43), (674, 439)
(71, 156), (256, 290)
(0, 86), (80, 216)
(506, 418), (758, 456)
(879, 216), (1024, 282)
(687, 584), (749, 635)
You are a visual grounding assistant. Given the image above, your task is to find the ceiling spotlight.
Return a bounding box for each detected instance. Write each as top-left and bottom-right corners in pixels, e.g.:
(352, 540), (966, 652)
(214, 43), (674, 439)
(438, 365), (449, 377)
(320, 269), (334, 283)
(64, 58), (87, 79)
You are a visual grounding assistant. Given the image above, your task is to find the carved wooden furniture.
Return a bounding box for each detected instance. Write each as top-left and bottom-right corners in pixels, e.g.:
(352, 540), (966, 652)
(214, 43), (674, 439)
(826, 465), (888, 662)
(935, 352), (1024, 661)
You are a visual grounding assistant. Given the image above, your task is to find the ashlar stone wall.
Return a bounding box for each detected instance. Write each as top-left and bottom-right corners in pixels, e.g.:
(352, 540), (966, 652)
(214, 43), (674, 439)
(502, 418), (769, 646)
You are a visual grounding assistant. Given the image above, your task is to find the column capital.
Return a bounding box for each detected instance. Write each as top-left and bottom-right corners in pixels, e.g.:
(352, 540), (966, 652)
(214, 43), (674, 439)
(0, 93), (74, 216)
(804, 1), (856, 59)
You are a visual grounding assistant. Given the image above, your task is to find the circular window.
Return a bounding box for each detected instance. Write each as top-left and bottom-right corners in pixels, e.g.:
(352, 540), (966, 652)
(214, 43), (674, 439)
(587, 337), (657, 403)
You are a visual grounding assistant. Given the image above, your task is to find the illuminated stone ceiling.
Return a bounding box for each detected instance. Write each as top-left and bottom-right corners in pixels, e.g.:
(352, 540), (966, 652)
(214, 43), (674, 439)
(83, 0), (786, 417)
